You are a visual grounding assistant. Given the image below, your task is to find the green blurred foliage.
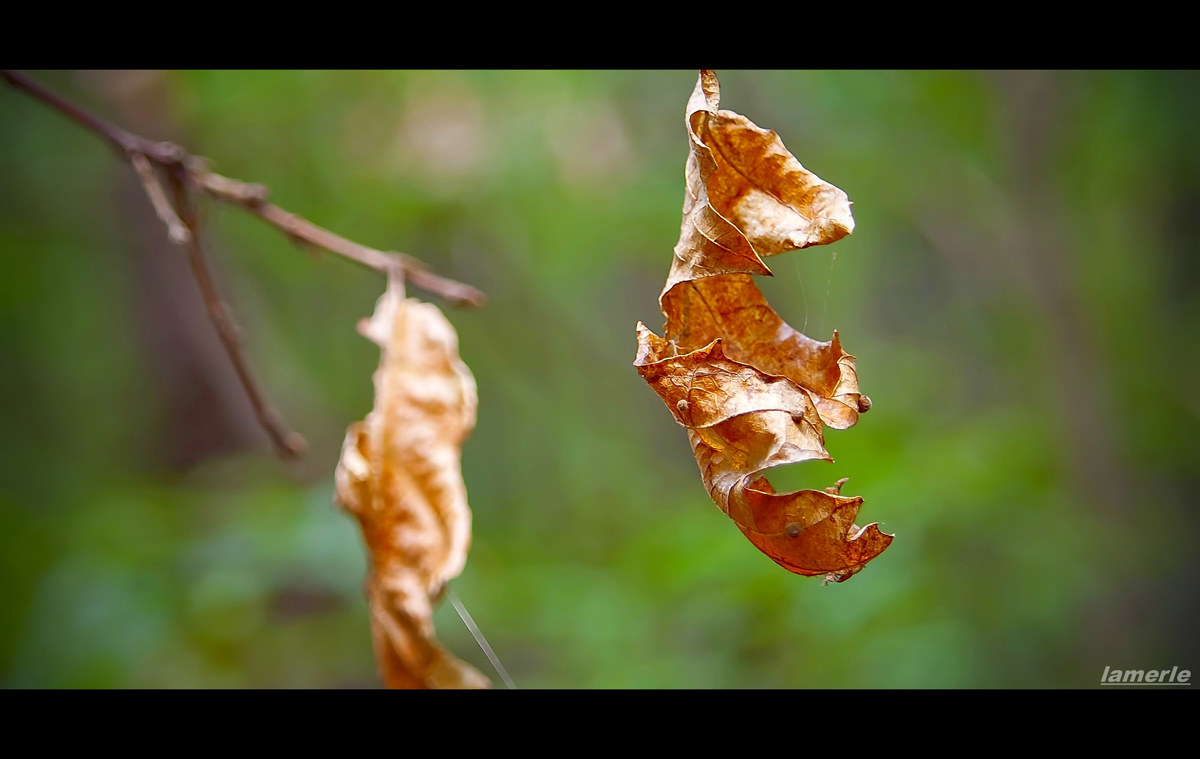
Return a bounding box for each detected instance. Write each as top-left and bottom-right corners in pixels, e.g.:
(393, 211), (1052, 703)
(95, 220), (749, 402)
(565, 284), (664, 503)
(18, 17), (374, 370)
(1, 70), (1196, 688)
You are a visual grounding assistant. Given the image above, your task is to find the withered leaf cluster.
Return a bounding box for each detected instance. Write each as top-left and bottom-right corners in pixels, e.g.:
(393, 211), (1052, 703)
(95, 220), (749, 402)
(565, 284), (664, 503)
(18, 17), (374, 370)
(335, 278), (489, 688)
(635, 70), (892, 583)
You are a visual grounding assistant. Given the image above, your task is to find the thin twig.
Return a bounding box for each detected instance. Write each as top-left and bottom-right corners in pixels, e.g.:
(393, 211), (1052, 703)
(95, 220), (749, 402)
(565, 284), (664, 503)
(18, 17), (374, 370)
(3, 69), (488, 459)
(189, 165), (485, 307)
(165, 166), (307, 459)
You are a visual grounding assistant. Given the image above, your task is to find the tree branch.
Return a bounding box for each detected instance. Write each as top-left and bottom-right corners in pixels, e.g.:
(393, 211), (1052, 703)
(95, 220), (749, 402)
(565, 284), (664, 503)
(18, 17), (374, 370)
(2, 69), (486, 305)
(3, 69), (487, 460)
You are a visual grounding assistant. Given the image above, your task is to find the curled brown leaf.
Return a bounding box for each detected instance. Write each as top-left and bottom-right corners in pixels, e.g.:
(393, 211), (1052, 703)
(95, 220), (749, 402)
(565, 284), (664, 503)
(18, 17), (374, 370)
(635, 70), (892, 582)
(335, 277), (489, 688)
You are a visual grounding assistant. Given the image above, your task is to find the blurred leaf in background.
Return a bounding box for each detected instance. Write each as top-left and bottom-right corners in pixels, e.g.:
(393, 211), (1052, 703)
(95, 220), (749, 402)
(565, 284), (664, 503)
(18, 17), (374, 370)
(1, 70), (1196, 688)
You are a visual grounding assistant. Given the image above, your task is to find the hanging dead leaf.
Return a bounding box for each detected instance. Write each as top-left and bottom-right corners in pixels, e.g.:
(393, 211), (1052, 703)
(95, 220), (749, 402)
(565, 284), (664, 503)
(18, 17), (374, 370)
(335, 276), (489, 688)
(635, 70), (892, 583)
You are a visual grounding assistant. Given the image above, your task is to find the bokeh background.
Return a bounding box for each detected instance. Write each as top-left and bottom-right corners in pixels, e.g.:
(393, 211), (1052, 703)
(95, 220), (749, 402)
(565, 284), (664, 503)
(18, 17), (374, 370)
(1, 70), (1196, 688)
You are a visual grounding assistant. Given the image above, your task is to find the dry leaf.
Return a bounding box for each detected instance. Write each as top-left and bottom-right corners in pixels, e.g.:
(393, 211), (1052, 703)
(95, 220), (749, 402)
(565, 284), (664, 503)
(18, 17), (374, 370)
(335, 276), (489, 688)
(635, 70), (892, 583)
